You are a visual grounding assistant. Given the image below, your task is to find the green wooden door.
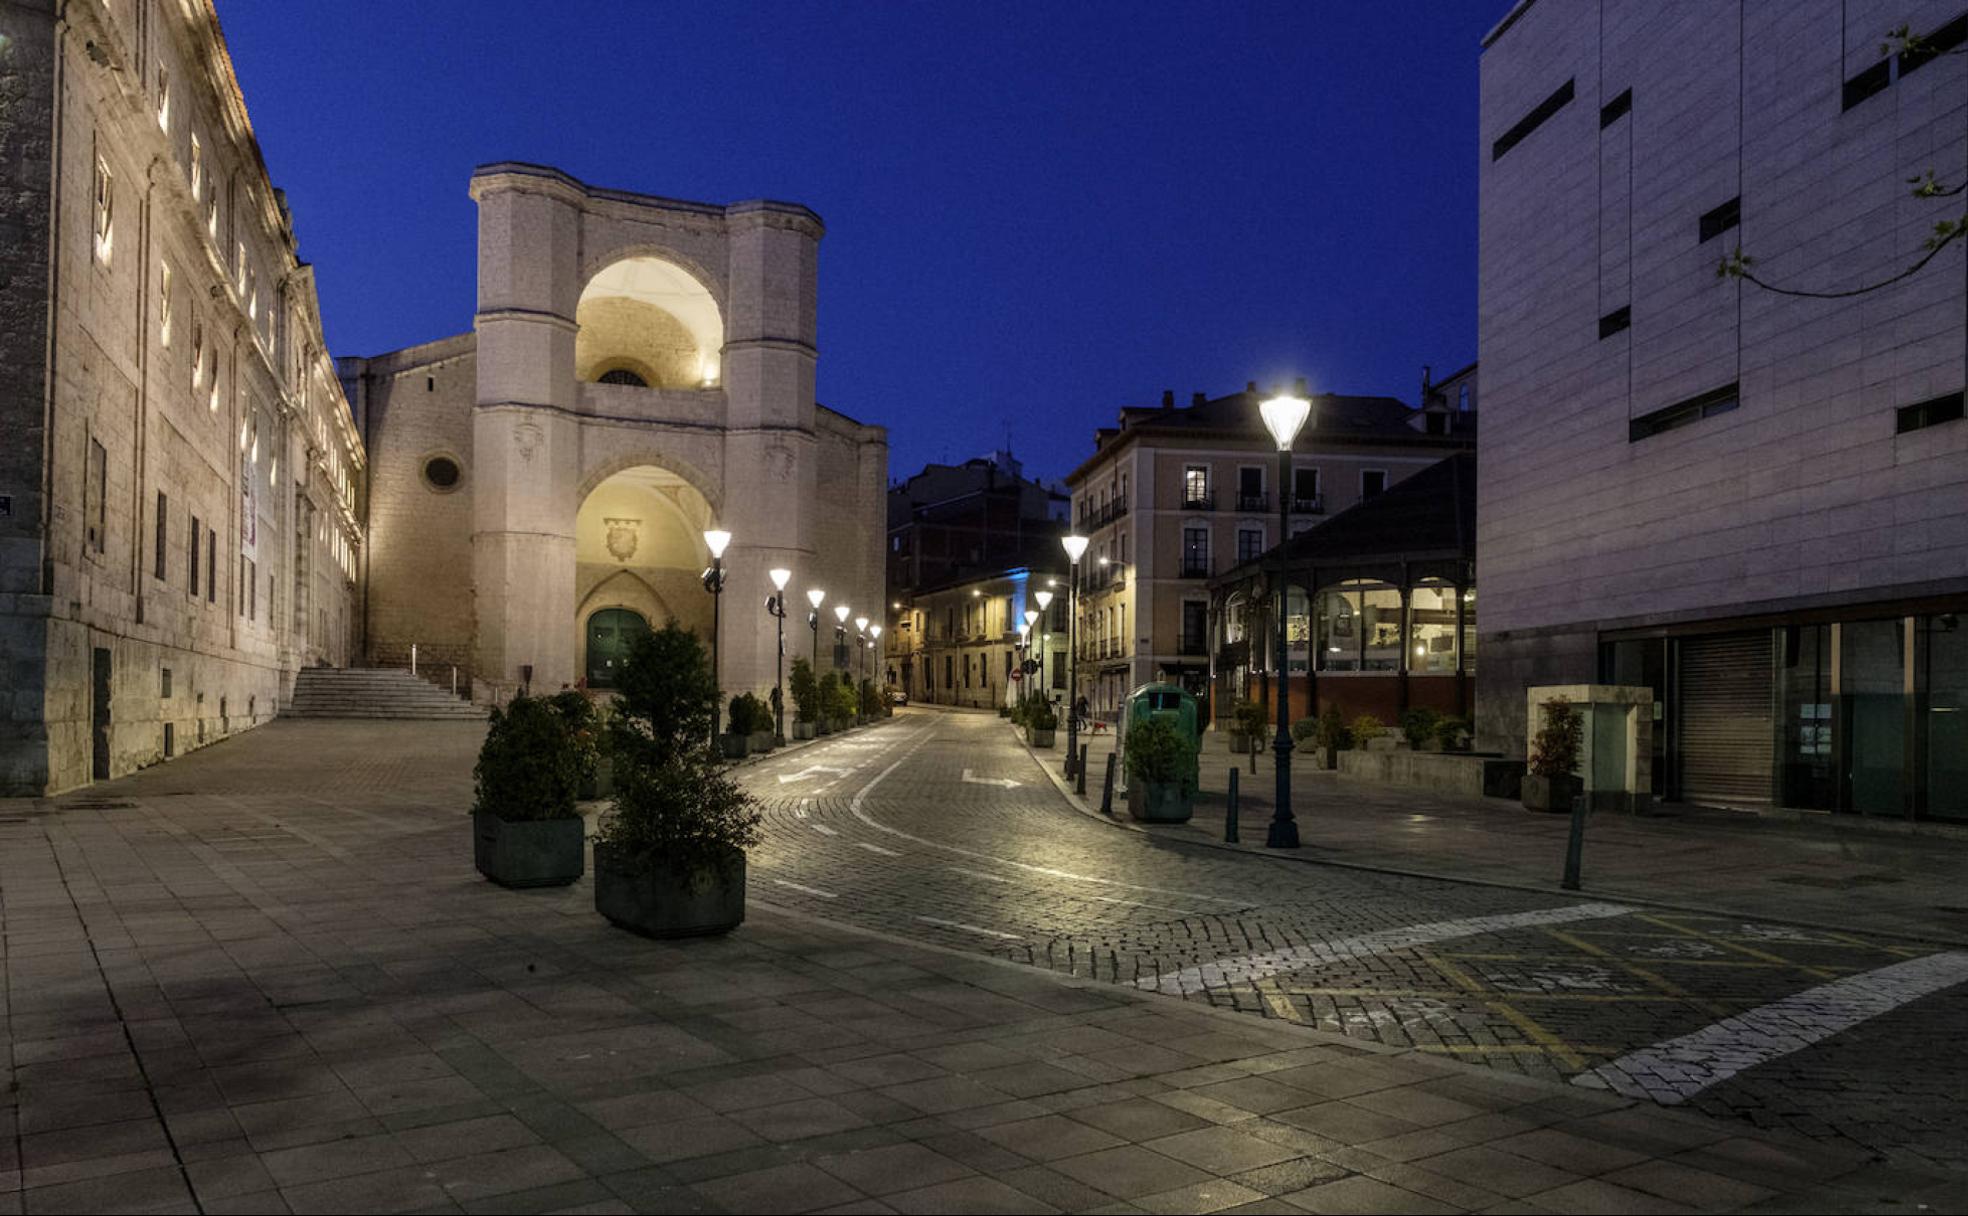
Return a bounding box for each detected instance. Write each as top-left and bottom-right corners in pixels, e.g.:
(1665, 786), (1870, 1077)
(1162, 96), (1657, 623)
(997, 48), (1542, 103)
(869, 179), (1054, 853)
(586, 608), (650, 688)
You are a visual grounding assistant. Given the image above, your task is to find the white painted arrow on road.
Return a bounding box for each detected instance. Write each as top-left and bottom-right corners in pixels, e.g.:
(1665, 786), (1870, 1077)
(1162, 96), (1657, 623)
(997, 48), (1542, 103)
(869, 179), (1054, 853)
(961, 769), (1020, 789)
(778, 765), (849, 784)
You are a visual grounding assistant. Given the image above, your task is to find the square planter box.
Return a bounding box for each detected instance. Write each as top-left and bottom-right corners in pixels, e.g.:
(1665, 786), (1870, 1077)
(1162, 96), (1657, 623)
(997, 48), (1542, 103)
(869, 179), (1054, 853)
(720, 734), (751, 759)
(1522, 773), (1582, 814)
(815, 719), (833, 736)
(473, 810), (585, 888)
(1028, 727), (1056, 748)
(749, 731), (773, 754)
(1127, 781), (1193, 823)
(794, 721), (816, 740)
(593, 843), (745, 938)
(1228, 733), (1256, 754)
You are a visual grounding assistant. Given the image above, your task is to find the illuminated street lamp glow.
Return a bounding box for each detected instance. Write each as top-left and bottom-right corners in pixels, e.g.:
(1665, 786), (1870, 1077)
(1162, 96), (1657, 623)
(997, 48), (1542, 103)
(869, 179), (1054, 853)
(807, 588), (826, 610)
(834, 604), (850, 623)
(1259, 393), (1312, 450)
(855, 615), (869, 633)
(703, 529), (732, 559)
(1034, 589), (1053, 612)
(769, 567), (791, 590)
(1061, 534), (1089, 562)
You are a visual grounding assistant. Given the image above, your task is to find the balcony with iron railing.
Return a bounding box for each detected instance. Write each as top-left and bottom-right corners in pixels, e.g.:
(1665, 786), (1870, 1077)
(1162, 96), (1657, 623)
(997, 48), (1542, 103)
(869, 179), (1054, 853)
(1290, 494), (1325, 514)
(1235, 492), (1269, 513)
(1180, 494), (1216, 511)
(1179, 559), (1211, 579)
(1176, 636), (1209, 657)
(1075, 499), (1131, 530)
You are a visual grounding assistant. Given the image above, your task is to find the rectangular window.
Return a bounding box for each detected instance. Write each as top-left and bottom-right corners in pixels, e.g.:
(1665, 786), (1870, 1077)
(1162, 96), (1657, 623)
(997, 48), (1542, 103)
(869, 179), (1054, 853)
(156, 65), (171, 131)
(1293, 466), (1320, 508)
(236, 241), (247, 291)
(1237, 527), (1263, 564)
(207, 346), (220, 412)
(1843, 59), (1891, 109)
(190, 134), (203, 199)
(189, 514), (201, 596)
(207, 527), (216, 602)
(92, 156), (114, 263)
(206, 188), (218, 239)
(1361, 469), (1387, 499)
(154, 491), (168, 580)
(1237, 467), (1262, 496)
(1182, 526), (1210, 577)
(1896, 391), (1965, 434)
(1599, 306), (1631, 339)
(1599, 88), (1631, 128)
(1630, 381), (1740, 442)
(1698, 197), (1740, 243)
(158, 261), (173, 346)
(1900, 13), (1968, 76)
(1491, 78), (1574, 161)
(191, 316), (204, 388)
(85, 438), (107, 554)
(1182, 465), (1210, 507)
(248, 558), (257, 621)
(1180, 602), (1208, 655)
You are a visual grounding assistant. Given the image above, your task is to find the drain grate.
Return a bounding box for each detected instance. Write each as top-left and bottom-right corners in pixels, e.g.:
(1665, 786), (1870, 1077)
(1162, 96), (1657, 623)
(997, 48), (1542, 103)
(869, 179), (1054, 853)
(1773, 872), (1904, 889)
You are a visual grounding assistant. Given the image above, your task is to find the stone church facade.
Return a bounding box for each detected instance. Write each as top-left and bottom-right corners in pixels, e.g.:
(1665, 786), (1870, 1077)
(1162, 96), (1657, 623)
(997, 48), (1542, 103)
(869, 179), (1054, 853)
(339, 164), (889, 703)
(0, 0), (366, 795)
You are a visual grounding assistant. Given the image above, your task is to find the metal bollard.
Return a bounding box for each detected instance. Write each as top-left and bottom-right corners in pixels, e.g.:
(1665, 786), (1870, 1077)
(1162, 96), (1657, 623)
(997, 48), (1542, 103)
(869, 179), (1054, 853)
(1100, 753), (1116, 816)
(410, 643), (418, 676)
(1225, 767), (1240, 842)
(1561, 792), (1588, 890)
(1075, 745), (1089, 795)
(450, 666), (457, 697)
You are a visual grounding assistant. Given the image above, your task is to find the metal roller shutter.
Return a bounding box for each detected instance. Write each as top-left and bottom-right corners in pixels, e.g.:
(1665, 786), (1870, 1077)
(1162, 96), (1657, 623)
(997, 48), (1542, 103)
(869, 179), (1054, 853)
(1679, 632), (1774, 806)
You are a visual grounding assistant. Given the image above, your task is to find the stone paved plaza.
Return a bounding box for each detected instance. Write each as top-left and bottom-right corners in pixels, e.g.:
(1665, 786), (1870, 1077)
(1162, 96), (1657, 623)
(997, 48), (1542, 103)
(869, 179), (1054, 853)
(1, 713), (1964, 1214)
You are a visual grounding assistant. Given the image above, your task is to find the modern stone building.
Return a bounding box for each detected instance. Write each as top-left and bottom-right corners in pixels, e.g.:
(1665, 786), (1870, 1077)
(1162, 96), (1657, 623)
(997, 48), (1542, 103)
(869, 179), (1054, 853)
(1479, 1), (1968, 817)
(0, 0), (365, 794)
(1063, 383), (1475, 720)
(340, 164), (888, 699)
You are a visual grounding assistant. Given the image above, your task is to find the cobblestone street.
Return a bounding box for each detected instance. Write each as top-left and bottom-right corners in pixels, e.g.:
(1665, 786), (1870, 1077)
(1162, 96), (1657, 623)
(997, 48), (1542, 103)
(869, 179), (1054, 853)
(0, 713), (1963, 1213)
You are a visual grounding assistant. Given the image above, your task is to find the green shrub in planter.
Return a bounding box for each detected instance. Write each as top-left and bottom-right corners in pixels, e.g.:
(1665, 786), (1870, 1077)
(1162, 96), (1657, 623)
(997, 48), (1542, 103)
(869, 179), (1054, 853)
(859, 679), (882, 718)
(1399, 707), (1442, 750)
(1350, 714), (1388, 747)
(1026, 698), (1057, 747)
(790, 658), (820, 738)
(1289, 716), (1318, 745)
(1523, 697), (1583, 814)
(728, 691), (773, 753)
(831, 675), (858, 725)
(1124, 716), (1194, 822)
(1434, 715), (1471, 752)
(473, 695), (586, 888)
(1229, 699), (1268, 751)
(1313, 704), (1352, 768)
(817, 671), (842, 730)
(597, 625), (762, 937)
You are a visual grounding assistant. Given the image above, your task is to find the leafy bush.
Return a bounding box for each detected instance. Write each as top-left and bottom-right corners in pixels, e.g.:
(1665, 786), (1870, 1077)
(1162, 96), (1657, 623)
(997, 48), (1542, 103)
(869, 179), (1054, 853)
(597, 624), (763, 874)
(1434, 715), (1470, 750)
(1124, 716), (1190, 786)
(548, 690), (602, 785)
(1232, 699), (1269, 738)
(826, 672), (858, 721)
(1314, 704), (1353, 753)
(1290, 716), (1319, 744)
(1529, 698), (1582, 778)
(817, 671), (841, 722)
(474, 695), (583, 821)
(1028, 698), (1057, 730)
(728, 692), (772, 736)
(610, 624), (717, 769)
(1349, 714), (1386, 745)
(1399, 707), (1442, 748)
(789, 658), (819, 724)
(859, 679), (882, 716)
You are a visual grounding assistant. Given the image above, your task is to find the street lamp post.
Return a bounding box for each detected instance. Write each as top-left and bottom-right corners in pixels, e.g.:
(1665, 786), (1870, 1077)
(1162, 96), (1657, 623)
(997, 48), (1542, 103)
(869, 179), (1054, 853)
(833, 603), (850, 673)
(767, 568), (792, 744)
(702, 529), (732, 739)
(855, 615), (869, 712)
(806, 588), (826, 672)
(869, 625), (883, 708)
(1034, 588), (1054, 703)
(1061, 535), (1089, 775)
(1258, 389), (1314, 849)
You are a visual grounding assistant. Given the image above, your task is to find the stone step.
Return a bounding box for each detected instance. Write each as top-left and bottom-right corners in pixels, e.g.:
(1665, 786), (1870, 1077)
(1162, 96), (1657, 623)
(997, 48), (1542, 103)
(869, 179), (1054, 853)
(288, 666), (487, 720)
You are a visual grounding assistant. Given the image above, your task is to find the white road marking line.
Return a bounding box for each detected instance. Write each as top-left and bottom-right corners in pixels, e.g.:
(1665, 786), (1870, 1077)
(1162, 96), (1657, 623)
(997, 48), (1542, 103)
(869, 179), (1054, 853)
(809, 824), (838, 836)
(949, 867), (1013, 883)
(772, 879), (838, 899)
(778, 765), (850, 784)
(961, 769), (1020, 789)
(1139, 903), (1637, 996)
(856, 842), (901, 857)
(1578, 949), (1968, 1104)
(917, 915), (1023, 941)
(847, 735), (1242, 906)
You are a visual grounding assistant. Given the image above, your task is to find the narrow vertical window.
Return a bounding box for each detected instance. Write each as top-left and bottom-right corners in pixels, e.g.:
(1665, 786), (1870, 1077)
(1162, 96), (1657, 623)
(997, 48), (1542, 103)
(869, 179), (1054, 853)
(205, 188), (218, 239)
(158, 261), (173, 347)
(207, 527), (216, 602)
(208, 346), (220, 412)
(85, 438), (107, 554)
(190, 514), (201, 596)
(154, 491), (168, 580)
(191, 315), (205, 389)
(156, 65), (171, 132)
(1362, 469), (1387, 499)
(235, 240), (246, 292)
(92, 156), (114, 263)
(190, 134), (203, 199)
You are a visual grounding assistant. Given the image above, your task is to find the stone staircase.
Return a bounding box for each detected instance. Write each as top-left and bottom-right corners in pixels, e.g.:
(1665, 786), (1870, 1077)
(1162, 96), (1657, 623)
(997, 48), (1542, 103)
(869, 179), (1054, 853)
(287, 666), (487, 720)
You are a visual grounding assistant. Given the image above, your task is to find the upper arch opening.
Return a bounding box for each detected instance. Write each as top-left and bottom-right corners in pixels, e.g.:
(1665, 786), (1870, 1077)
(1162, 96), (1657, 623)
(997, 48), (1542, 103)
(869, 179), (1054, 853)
(576, 256), (723, 389)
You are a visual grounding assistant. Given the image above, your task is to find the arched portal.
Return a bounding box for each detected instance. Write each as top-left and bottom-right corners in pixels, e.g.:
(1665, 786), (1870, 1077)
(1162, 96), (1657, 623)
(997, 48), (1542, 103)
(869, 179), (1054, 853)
(576, 256), (724, 389)
(574, 465), (717, 684)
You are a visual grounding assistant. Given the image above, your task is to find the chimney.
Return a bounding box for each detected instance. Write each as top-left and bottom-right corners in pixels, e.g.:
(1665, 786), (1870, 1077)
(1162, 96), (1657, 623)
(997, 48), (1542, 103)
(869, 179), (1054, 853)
(1245, 380), (1258, 393)
(1192, 391), (1207, 407)
(1161, 389), (1174, 409)
(1294, 376), (1307, 395)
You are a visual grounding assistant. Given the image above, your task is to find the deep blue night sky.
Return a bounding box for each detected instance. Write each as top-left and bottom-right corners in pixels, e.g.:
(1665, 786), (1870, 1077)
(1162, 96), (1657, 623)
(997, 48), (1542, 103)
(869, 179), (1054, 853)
(221, 1), (1497, 483)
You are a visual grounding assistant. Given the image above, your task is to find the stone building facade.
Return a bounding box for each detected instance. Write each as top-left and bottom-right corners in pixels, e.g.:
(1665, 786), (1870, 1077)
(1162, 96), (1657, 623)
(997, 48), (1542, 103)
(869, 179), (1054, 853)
(1479, 1), (1968, 817)
(0, 0), (364, 794)
(887, 564), (1068, 711)
(341, 164), (888, 701)
(1063, 383), (1475, 722)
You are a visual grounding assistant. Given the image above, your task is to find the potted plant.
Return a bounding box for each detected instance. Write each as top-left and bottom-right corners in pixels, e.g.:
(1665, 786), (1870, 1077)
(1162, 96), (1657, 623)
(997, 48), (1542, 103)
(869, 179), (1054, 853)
(1400, 707), (1443, 751)
(790, 659), (819, 740)
(1125, 716), (1195, 822)
(730, 692), (773, 754)
(1434, 715), (1471, 752)
(816, 671), (840, 734)
(832, 676), (859, 729)
(1312, 704), (1352, 769)
(859, 678), (882, 722)
(595, 624), (762, 937)
(472, 695), (586, 888)
(1027, 698), (1057, 748)
(718, 703), (751, 759)
(1523, 696), (1584, 813)
(1229, 699), (1267, 753)
(1353, 713), (1396, 751)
